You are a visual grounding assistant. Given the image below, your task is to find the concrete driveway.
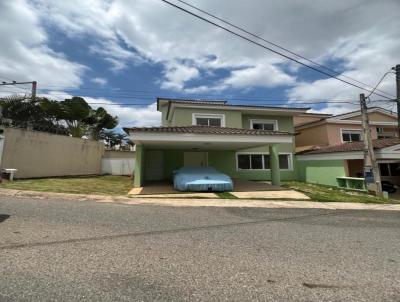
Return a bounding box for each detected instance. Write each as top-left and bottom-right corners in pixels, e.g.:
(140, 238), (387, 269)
(1, 195), (400, 301)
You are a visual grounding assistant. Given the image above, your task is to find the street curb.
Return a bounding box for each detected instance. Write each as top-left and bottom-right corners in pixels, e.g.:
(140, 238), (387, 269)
(1, 188), (400, 211)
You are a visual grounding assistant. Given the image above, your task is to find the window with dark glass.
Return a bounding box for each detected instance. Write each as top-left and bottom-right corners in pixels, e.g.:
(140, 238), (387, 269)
(238, 154), (250, 169)
(250, 154), (263, 169)
(389, 163), (400, 176)
(238, 153), (290, 170)
(379, 163), (390, 176)
(263, 155), (270, 169)
(252, 122), (275, 131)
(279, 154), (290, 169)
(342, 130), (362, 142)
(195, 117), (221, 126)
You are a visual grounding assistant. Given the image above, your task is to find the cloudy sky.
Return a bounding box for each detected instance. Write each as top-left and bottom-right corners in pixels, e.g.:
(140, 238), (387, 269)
(1, 0), (399, 128)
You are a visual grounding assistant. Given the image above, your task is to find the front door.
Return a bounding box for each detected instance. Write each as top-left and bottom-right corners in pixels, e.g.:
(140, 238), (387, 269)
(183, 152), (208, 167)
(145, 150), (164, 181)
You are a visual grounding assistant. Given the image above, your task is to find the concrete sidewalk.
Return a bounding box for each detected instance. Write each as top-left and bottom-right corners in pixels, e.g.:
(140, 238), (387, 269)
(0, 188), (400, 211)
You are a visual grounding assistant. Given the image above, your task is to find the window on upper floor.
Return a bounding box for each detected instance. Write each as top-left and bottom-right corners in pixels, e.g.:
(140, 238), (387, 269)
(376, 127), (396, 139)
(250, 119), (278, 131)
(192, 113), (225, 127)
(341, 129), (363, 142)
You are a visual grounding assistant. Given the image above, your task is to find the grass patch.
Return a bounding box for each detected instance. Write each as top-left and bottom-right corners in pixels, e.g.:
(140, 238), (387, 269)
(0, 175), (133, 196)
(216, 192), (238, 199)
(283, 181), (399, 204)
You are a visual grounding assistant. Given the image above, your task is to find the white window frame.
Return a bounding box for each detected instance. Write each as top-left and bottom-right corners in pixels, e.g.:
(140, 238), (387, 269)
(250, 119), (278, 131)
(340, 129), (363, 143)
(192, 113), (225, 127)
(235, 152), (293, 171)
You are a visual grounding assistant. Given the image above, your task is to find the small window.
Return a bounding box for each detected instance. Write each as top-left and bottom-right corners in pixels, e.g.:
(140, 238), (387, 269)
(193, 114), (224, 127)
(238, 154), (250, 169)
(252, 123), (275, 131)
(195, 117), (221, 126)
(342, 130), (362, 142)
(251, 120), (277, 131)
(279, 154), (290, 170)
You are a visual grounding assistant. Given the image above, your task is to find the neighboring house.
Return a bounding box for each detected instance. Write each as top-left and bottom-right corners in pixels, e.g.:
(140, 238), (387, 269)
(295, 107), (400, 189)
(295, 107), (398, 149)
(124, 98), (309, 188)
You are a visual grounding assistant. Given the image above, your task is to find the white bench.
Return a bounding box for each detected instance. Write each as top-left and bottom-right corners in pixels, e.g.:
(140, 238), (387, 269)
(3, 169), (18, 181)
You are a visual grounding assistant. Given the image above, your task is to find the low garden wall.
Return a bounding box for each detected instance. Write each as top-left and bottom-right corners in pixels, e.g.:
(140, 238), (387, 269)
(296, 158), (346, 187)
(101, 150), (135, 176)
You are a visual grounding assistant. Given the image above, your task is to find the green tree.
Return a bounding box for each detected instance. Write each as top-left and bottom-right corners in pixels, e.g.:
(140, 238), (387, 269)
(99, 130), (130, 150)
(0, 95), (118, 138)
(86, 107), (118, 140)
(59, 97), (92, 137)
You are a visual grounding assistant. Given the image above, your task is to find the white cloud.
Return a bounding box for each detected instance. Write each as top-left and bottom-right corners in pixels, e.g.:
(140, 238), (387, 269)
(0, 0), (85, 91)
(222, 62), (296, 89)
(160, 61), (200, 91)
(30, 0), (400, 100)
(90, 77), (108, 86)
(86, 98), (161, 127)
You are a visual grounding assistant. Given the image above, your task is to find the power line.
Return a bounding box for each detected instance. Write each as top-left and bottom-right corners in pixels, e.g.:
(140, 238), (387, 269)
(176, 0), (395, 99)
(366, 70), (395, 99)
(159, 0), (393, 100)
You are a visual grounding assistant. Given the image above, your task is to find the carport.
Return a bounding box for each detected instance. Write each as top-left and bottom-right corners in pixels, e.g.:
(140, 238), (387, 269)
(124, 125), (294, 188)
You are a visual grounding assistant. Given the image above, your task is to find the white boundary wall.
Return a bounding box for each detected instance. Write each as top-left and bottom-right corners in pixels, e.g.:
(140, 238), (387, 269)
(101, 150), (135, 176)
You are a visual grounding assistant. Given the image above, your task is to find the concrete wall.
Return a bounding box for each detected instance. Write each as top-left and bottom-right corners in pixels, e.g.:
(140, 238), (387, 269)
(0, 128), (104, 179)
(295, 124), (329, 147)
(296, 158), (346, 187)
(102, 150), (135, 176)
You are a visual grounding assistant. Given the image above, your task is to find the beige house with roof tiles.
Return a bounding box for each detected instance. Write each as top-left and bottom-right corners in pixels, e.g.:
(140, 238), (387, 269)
(295, 107), (398, 149)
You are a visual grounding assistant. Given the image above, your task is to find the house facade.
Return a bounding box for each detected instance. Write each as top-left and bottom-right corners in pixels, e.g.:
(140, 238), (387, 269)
(125, 98), (309, 188)
(295, 107), (400, 188)
(295, 107), (398, 148)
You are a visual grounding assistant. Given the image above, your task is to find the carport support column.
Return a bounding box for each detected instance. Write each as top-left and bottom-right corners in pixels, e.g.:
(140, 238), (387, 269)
(134, 144), (145, 187)
(269, 144), (280, 186)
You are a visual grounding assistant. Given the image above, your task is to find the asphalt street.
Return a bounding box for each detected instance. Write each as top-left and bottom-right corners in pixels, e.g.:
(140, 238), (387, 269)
(0, 196), (400, 301)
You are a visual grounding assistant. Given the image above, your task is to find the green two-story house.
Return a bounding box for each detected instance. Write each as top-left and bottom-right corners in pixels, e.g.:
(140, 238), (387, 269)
(124, 98), (309, 188)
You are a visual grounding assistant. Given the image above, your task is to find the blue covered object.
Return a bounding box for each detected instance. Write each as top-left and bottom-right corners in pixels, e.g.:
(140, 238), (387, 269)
(173, 166), (233, 192)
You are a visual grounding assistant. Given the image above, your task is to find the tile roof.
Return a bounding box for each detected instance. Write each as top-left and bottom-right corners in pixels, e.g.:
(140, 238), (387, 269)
(297, 137), (400, 155)
(123, 125), (292, 136)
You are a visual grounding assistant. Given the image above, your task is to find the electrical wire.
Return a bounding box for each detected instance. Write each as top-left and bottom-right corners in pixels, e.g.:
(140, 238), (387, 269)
(159, 0), (393, 100)
(176, 0), (395, 99)
(366, 71), (395, 99)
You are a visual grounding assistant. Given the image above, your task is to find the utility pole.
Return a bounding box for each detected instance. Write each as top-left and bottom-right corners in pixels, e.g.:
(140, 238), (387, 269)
(31, 81), (37, 101)
(395, 64), (400, 137)
(360, 93), (382, 196)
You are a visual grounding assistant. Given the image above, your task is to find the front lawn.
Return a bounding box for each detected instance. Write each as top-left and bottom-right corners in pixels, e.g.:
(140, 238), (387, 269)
(283, 181), (399, 204)
(0, 175), (133, 196)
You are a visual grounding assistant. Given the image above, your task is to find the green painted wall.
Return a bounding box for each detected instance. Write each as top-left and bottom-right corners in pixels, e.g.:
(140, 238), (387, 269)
(146, 148), (296, 181)
(296, 159), (346, 186)
(170, 107), (243, 127)
(134, 145), (145, 187)
(151, 105), (299, 183)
